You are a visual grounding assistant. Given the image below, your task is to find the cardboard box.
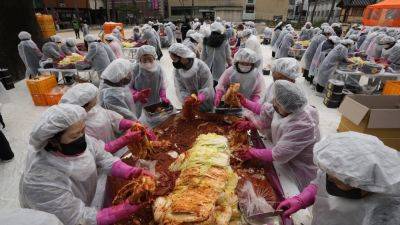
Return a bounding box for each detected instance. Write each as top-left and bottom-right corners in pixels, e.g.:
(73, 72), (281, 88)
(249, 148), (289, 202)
(338, 95), (400, 150)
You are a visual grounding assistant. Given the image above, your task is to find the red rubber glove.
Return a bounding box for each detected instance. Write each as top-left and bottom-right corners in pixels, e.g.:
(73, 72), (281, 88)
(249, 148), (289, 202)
(132, 88), (151, 104)
(240, 147), (273, 163)
(118, 119), (136, 131)
(111, 160), (154, 179)
(237, 93), (262, 115)
(233, 120), (255, 132)
(104, 130), (143, 154)
(277, 184), (318, 217)
(197, 92), (206, 103)
(159, 89), (170, 104)
(214, 90), (224, 107)
(96, 200), (141, 225)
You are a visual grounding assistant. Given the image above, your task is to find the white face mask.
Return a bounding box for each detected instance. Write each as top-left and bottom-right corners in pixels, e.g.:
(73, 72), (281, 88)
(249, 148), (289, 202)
(140, 61), (158, 72)
(238, 65), (252, 73)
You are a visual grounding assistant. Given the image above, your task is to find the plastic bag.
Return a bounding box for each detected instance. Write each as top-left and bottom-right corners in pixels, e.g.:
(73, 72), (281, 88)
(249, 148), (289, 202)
(135, 159), (157, 176)
(238, 181), (275, 218)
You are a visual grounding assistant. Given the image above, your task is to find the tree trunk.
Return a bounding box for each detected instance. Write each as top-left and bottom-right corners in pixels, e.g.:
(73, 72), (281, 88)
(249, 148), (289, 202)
(0, 0), (44, 81)
(327, 0), (336, 23)
(311, 0), (319, 23)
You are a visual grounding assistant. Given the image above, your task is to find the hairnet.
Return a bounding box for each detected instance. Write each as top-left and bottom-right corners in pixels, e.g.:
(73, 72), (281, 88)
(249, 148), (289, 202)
(168, 43), (196, 58)
(329, 36), (341, 44)
(322, 26), (335, 35)
(84, 34), (97, 43)
(233, 48), (260, 64)
(142, 24), (152, 30)
(305, 22), (312, 27)
(50, 35), (62, 43)
(60, 83), (98, 106)
(314, 131), (400, 194)
(349, 34), (358, 41)
(215, 16), (221, 22)
(321, 23), (330, 29)
(29, 104), (87, 150)
(210, 22), (224, 34)
(186, 29), (196, 38)
(274, 80), (307, 113)
(104, 34), (116, 41)
(101, 58), (134, 83)
(314, 27), (321, 34)
(112, 28), (120, 34)
(189, 32), (204, 43)
(241, 29), (253, 38)
(340, 39), (354, 45)
(285, 24), (292, 29)
(18, 31), (31, 40)
(379, 35), (396, 45)
(65, 38), (76, 47)
(136, 45), (157, 60)
(271, 57), (301, 80)
(331, 23), (340, 28)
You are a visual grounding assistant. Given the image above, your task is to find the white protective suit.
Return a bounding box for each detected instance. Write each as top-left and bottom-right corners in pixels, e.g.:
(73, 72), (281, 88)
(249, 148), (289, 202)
(99, 59), (137, 120)
(315, 43), (348, 87)
(299, 26), (314, 41)
(309, 36), (340, 79)
(84, 35), (115, 74)
(276, 31), (296, 59)
(17, 31), (43, 77)
(386, 43), (400, 71)
(19, 104), (119, 225)
(300, 34), (326, 70)
(0, 208), (63, 225)
(242, 29), (263, 69)
(311, 132), (400, 225)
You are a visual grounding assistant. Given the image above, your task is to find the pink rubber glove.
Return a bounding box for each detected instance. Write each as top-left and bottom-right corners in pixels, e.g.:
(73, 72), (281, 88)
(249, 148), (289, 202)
(277, 184), (318, 217)
(237, 93), (262, 115)
(197, 92), (206, 103)
(145, 128), (158, 141)
(159, 89), (170, 104)
(111, 160), (143, 179)
(97, 200), (141, 225)
(241, 148), (273, 163)
(118, 119), (135, 131)
(233, 120), (255, 132)
(214, 90), (224, 107)
(105, 130), (143, 154)
(132, 89), (151, 104)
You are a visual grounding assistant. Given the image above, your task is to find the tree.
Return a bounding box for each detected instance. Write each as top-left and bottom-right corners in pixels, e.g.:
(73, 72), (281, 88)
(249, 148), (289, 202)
(327, 0), (337, 23)
(310, 0), (319, 23)
(0, 0), (44, 81)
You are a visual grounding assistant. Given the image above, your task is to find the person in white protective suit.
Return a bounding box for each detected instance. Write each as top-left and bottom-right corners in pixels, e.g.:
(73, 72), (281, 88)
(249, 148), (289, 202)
(169, 43), (215, 112)
(214, 48), (265, 107)
(299, 22), (313, 41)
(104, 34), (123, 59)
(142, 26), (163, 60)
(99, 58), (137, 120)
(129, 45), (170, 125)
(263, 26), (273, 45)
(60, 83), (156, 155)
(183, 32), (204, 58)
(164, 23), (177, 46)
(271, 22), (284, 53)
(201, 22), (232, 84)
(262, 57), (301, 103)
(380, 36), (400, 72)
(276, 30), (298, 59)
(277, 132), (400, 225)
(366, 32), (387, 60)
(0, 208), (63, 225)
(235, 80), (320, 190)
(19, 104), (154, 225)
(84, 34), (115, 75)
(61, 38), (83, 56)
(309, 35), (341, 85)
(301, 26), (335, 82)
(240, 29), (263, 69)
(315, 39), (353, 93)
(272, 24), (292, 57)
(359, 27), (380, 52)
(17, 31), (43, 78)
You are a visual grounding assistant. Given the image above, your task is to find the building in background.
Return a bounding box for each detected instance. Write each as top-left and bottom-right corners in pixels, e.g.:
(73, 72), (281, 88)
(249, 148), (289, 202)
(168, 0), (289, 22)
(287, 0), (309, 22)
(337, 0), (377, 24)
(107, 0), (167, 24)
(306, 0), (341, 24)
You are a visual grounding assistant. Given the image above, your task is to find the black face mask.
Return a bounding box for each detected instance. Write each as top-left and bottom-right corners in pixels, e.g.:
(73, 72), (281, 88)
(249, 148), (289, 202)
(59, 135), (87, 156)
(326, 177), (365, 199)
(173, 61), (185, 69)
(235, 62), (254, 74)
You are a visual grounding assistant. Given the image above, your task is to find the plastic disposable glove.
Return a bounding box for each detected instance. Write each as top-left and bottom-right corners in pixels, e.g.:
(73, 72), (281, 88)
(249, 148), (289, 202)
(118, 119), (136, 131)
(132, 88), (151, 104)
(159, 89), (170, 104)
(232, 120), (255, 132)
(111, 160), (154, 179)
(105, 130), (143, 154)
(214, 90), (224, 107)
(237, 93), (262, 115)
(240, 147), (273, 163)
(97, 200), (141, 225)
(277, 184), (318, 217)
(197, 92), (206, 103)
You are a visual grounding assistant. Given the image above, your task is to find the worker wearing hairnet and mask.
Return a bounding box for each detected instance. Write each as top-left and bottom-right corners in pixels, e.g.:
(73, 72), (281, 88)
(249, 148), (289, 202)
(112, 27), (123, 41)
(201, 22), (232, 85)
(0, 208), (63, 225)
(273, 24), (292, 57)
(169, 43), (215, 112)
(142, 28), (163, 60)
(276, 30), (298, 59)
(214, 48), (264, 107)
(164, 23), (176, 46)
(359, 27), (380, 52)
(84, 34), (115, 75)
(366, 33), (387, 60)
(61, 38), (83, 56)
(271, 22), (284, 55)
(309, 35), (341, 84)
(357, 28), (369, 49)
(60, 83), (154, 156)
(315, 39), (353, 93)
(299, 22), (313, 41)
(240, 28), (263, 69)
(19, 104), (154, 225)
(277, 132), (400, 225)
(131, 26), (141, 42)
(348, 34), (359, 53)
(105, 34), (123, 59)
(41, 35), (64, 61)
(345, 24), (360, 38)
(263, 26), (273, 45)
(262, 58), (301, 103)
(183, 32), (204, 58)
(381, 36), (400, 72)
(17, 31), (43, 78)
(130, 45), (170, 126)
(99, 58), (137, 120)
(300, 26), (335, 82)
(235, 80), (320, 190)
